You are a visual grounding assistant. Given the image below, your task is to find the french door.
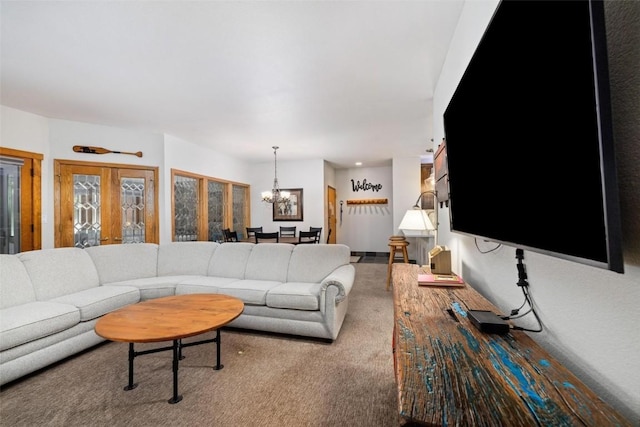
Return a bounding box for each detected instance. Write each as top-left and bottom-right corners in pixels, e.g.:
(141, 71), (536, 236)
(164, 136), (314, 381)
(171, 169), (250, 242)
(54, 160), (158, 248)
(0, 147), (42, 253)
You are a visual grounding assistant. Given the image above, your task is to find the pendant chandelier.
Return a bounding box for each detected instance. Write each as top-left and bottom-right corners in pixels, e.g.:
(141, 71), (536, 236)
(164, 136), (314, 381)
(261, 146), (290, 204)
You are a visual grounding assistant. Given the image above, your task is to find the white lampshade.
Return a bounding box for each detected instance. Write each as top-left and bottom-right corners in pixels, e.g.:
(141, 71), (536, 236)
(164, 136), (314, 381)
(398, 209), (435, 237)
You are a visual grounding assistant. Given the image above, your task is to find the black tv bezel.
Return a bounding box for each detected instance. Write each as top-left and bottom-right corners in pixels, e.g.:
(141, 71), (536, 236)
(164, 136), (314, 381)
(442, 0), (624, 273)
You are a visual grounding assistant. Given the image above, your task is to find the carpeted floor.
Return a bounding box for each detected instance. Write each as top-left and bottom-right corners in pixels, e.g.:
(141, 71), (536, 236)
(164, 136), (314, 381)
(0, 263), (398, 427)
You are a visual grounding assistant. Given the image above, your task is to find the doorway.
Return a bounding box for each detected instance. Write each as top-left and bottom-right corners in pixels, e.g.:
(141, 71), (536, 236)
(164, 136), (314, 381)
(0, 147), (42, 253)
(327, 185), (336, 244)
(54, 159), (158, 247)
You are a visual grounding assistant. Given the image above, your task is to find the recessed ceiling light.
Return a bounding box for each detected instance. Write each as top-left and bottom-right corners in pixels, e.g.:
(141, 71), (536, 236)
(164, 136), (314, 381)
(355, 162), (362, 166)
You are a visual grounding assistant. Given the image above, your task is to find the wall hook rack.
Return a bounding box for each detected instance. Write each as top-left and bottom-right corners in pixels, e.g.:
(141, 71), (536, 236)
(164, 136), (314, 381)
(346, 198), (388, 205)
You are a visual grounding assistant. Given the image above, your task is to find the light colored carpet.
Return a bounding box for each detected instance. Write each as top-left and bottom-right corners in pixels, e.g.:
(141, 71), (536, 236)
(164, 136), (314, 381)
(350, 256), (361, 263)
(0, 263), (397, 427)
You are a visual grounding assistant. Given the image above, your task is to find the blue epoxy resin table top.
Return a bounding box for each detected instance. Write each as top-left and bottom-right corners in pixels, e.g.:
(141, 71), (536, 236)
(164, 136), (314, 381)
(391, 263), (631, 427)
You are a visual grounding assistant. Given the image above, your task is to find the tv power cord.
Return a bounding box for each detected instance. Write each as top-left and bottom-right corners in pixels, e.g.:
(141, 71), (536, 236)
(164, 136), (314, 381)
(501, 249), (543, 333)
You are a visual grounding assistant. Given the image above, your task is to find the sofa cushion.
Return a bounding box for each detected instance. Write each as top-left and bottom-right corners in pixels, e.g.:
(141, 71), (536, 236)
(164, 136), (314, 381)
(287, 244), (350, 283)
(0, 255), (36, 309)
(105, 276), (190, 300)
(18, 248), (100, 301)
(244, 243), (293, 282)
(0, 302), (80, 351)
(175, 276), (240, 295)
(50, 285), (140, 321)
(217, 279), (282, 305)
(266, 282), (322, 311)
(207, 243), (254, 278)
(85, 243), (159, 284)
(157, 242), (219, 276)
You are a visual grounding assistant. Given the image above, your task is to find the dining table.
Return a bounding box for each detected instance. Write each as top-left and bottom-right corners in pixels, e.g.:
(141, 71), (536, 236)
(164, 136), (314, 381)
(240, 236), (299, 244)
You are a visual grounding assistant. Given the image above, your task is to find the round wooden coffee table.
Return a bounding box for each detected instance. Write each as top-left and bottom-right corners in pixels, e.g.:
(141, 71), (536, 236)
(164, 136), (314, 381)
(95, 294), (244, 404)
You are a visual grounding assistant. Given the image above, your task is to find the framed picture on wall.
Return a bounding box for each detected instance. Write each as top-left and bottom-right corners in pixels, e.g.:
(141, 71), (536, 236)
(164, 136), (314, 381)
(273, 188), (304, 221)
(421, 163), (435, 210)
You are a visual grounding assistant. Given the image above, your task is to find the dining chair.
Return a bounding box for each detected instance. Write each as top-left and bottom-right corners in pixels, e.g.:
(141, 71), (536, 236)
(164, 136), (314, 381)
(222, 228), (239, 242)
(298, 230), (318, 244)
(246, 226), (263, 240)
(279, 226), (296, 238)
(255, 231), (279, 243)
(309, 227), (322, 244)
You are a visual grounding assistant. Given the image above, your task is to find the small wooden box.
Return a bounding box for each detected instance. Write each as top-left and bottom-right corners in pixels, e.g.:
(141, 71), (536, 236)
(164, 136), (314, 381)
(430, 250), (452, 274)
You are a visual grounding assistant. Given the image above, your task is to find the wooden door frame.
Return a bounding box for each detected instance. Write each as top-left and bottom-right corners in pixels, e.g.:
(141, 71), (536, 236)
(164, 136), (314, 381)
(54, 159), (159, 247)
(327, 185), (337, 244)
(0, 147), (43, 252)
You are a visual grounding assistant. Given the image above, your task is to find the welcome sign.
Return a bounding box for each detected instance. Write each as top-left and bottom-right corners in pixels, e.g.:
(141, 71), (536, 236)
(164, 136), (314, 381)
(350, 179), (382, 192)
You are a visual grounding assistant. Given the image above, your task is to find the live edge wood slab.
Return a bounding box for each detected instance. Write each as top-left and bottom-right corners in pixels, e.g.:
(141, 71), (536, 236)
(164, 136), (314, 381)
(391, 263), (631, 426)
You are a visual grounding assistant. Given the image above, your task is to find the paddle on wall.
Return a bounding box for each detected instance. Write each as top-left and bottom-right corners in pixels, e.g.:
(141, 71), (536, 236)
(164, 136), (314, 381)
(73, 145), (143, 157)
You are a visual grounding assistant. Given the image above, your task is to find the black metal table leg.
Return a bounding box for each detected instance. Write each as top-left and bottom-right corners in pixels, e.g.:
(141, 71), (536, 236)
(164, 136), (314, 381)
(168, 339), (183, 404)
(178, 339), (185, 360)
(214, 329), (223, 370)
(118, 330), (227, 403)
(124, 342), (138, 391)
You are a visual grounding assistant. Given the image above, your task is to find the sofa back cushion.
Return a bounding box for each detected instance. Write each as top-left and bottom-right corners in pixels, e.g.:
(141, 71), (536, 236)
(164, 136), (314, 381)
(244, 243), (293, 282)
(0, 255), (37, 308)
(157, 242), (219, 276)
(17, 248), (100, 300)
(85, 243), (158, 284)
(208, 242), (254, 278)
(287, 244), (351, 283)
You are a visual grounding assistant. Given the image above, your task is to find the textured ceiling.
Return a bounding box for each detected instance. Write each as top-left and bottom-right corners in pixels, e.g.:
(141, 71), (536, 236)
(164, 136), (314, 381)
(1, 1), (464, 168)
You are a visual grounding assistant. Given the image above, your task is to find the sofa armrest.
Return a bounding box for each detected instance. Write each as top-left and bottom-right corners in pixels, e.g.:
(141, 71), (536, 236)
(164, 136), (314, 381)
(320, 264), (355, 304)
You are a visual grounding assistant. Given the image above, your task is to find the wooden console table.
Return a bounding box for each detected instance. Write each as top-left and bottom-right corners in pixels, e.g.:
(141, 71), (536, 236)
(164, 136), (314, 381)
(391, 264), (631, 426)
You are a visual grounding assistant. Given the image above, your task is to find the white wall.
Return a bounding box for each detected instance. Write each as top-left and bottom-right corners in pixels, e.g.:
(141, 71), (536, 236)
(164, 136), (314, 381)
(1, 106), (51, 246)
(163, 134), (252, 242)
(332, 159), (429, 254)
(433, 1), (640, 422)
(1, 107), (261, 246)
(1, 105), (422, 255)
(1, 107), (169, 248)
(48, 118), (166, 245)
(392, 156), (435, 263)
(0, 107), (334, 246)
(249, 157), (326, 240)
(335, 165), (393, 253)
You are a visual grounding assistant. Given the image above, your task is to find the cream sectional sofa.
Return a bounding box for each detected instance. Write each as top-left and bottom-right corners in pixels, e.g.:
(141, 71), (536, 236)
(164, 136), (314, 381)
(0, 242), (354, 386)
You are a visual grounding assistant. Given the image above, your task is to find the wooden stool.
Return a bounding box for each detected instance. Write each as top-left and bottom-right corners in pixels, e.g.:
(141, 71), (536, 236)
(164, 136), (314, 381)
(386, 236), (409, 291)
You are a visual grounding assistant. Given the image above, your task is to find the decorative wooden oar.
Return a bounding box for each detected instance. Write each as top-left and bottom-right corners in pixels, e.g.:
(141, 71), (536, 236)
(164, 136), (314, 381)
(73, 145), (143, 157)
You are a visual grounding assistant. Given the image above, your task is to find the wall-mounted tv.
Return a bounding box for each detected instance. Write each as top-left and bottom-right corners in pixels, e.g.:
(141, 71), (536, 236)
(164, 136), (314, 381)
(443, 0), (624, 273)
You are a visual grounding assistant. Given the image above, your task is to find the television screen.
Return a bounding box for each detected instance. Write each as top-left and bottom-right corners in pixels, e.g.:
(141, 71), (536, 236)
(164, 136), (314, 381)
(443, 0), (624, 273)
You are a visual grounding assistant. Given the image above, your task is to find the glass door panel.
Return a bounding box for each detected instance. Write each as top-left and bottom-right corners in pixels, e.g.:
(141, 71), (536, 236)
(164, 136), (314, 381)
(207, 180), (224, 242)
(120, 177), (145, 243)
(0, 157), (23, 254)
(174, 175), (198, 241)
(115, 168), (155, 244)
(73, 172), (103, 248)
(58, 164), (110, 248)
(171, 169), (250, 243)
(232, 184), (247, 240)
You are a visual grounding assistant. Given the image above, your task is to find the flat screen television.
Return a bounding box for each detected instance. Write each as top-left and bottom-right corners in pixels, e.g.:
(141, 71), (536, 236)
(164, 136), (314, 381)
(442, 0), (624, 273)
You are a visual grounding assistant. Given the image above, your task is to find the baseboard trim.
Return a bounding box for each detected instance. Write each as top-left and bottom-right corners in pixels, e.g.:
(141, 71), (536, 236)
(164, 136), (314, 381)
(350, 251), (389, 258)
